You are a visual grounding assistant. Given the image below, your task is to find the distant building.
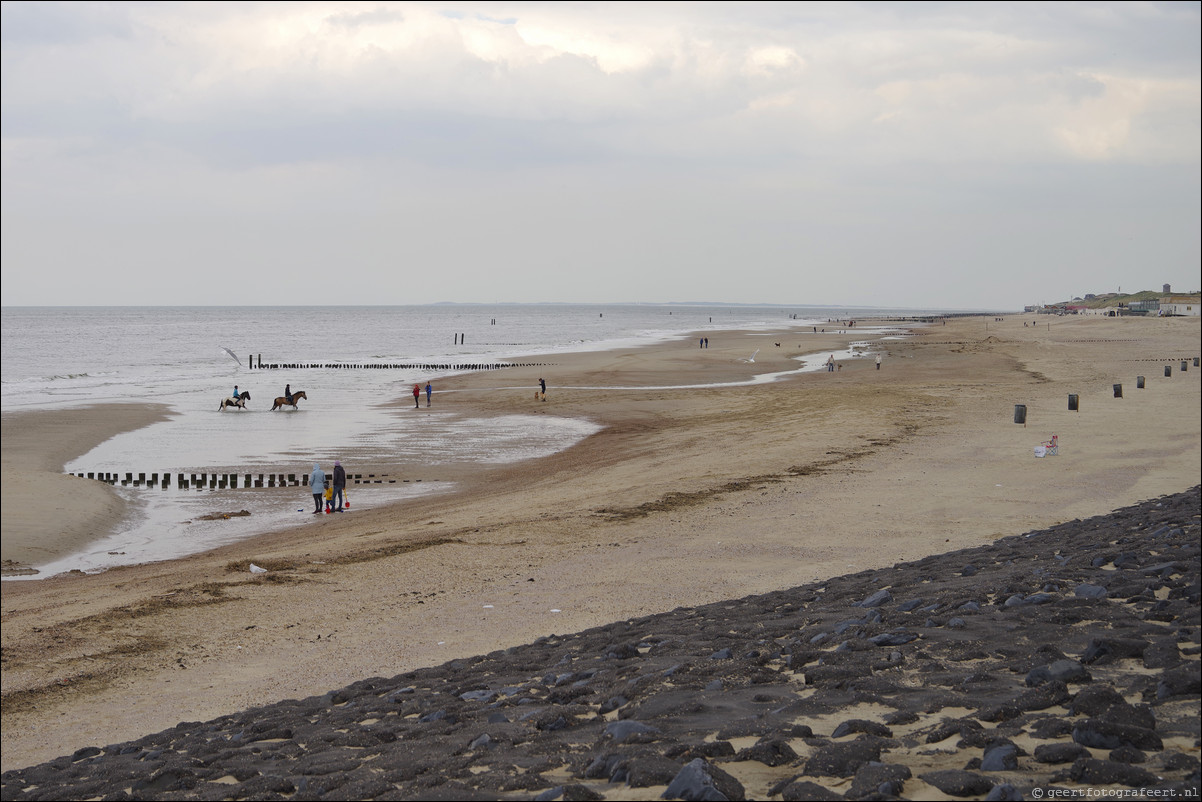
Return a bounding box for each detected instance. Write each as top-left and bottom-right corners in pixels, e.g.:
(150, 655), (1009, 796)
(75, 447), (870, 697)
(1128, 299), (1159, 314)
(1159, 295), (1201, 316)
(1163, 284), (1172, 294)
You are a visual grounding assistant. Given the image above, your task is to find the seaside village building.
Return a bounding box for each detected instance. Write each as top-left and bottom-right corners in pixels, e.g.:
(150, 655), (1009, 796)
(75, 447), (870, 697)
(1159, 295), (1201, 316)
(1027, 286), (1201, 317)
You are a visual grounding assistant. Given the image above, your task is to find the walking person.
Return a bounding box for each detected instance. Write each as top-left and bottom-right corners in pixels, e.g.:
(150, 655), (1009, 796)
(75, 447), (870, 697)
(826, 355), (835, 372)
(309, 463), (326, 515)
(875, 354), (882, 370)
(538, 377), (547, 401)
(413, 383), (421, 408)
(331, 460), (346, 512)
(425, 381), (433, 407)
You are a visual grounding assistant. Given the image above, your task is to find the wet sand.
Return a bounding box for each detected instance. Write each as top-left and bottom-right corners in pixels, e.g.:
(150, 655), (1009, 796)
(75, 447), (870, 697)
(1, 313), (1199, 771)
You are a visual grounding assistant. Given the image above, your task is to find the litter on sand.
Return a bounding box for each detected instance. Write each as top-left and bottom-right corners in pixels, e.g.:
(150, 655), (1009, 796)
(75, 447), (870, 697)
(249, 563), (267, 574)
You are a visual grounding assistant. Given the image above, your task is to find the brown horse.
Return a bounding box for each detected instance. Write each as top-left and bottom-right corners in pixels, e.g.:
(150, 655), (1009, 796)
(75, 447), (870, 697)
(271, 390), (307, 410)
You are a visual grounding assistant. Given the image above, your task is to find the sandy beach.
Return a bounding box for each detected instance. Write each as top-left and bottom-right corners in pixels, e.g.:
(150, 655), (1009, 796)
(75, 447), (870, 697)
(1, 313), (1199, 772)
(1, 404), (172, 573)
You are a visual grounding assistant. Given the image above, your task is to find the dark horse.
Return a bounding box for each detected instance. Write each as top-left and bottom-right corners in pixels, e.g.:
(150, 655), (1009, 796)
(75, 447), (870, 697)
(219, 390), (251, 411)
(272, 390), (307, 410)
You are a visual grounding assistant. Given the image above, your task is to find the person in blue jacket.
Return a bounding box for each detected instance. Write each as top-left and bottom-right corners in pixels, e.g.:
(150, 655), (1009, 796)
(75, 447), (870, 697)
(309, 464), (326, 514)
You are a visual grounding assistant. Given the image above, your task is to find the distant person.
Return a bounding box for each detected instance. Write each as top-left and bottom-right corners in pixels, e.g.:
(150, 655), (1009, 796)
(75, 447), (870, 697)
(827, 355), (835, 372)
(285, 384), (293, 405)
(425, 382), (433, 407)
(309, 464), (326, 515)
(413, 383), (421, 408)
(539, 377), (547, 401)
(876, 355), (882, 370)
(233, 384), (239, 399)
(331, 460), (346, 512)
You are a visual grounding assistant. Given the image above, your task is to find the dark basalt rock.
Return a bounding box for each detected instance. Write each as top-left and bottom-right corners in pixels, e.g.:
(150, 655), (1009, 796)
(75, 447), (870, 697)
(535, 785), (605, 801)
(1157, 665), (1202, 699)
(803, 737), (885, 778)
(919, 769), (995, 797)
(1067, 684), (1126, 716)
(980, 741), (1020, 771)
(1072, 718), (1163, 751)
(1033, 743), (1090, 764)
(1070, 758), (1160, 787)
(832, 719), (894, 739)
(1025, 659), (1091, 686)
(846, 761), (911, 799)
(777, 779), (843, 801)
(1082, 637), (1149, 664)
(1109, 745), (1147, 764)
(734, 739), (797, 767)
(3, 487), (1198, 802)
(662, 758), (745, 801)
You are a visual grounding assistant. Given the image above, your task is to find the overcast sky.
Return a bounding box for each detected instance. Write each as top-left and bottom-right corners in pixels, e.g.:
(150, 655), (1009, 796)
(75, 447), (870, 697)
(2, 2), (1198, 309)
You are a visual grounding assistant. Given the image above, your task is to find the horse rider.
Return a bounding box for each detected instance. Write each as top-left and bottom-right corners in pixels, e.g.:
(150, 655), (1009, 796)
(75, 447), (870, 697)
(285, 384), (293, 405)
(233, 384), (240, 400)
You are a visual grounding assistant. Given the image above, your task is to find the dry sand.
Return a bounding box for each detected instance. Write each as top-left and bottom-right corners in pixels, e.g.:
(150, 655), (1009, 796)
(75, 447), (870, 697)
(1, 313), (1199, 771)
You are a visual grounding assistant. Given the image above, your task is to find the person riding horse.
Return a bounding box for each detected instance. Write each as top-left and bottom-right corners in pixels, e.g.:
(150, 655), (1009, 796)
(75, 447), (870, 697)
(271, 390), (305, 410)
(285, 384), (293, 406)
(219, 390), (251, 411)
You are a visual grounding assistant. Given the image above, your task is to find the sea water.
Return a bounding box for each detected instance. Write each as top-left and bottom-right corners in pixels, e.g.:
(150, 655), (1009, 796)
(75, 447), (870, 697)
(1, 304), (943, 577)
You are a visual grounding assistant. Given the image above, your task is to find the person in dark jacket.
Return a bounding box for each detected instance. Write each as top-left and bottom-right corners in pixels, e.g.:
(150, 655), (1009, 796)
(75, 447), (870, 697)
(331, 461), (346, 512)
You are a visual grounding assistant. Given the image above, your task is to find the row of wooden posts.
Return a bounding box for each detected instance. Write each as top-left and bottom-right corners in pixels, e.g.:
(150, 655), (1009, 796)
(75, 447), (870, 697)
(68, 472), (415, 489)
(244, 357), (549, 370)
(1014, 357), (1198, 424)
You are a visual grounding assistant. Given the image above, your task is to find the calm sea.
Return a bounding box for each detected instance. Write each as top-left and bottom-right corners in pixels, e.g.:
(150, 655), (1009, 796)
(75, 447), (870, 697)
(1, 304), (947, 577)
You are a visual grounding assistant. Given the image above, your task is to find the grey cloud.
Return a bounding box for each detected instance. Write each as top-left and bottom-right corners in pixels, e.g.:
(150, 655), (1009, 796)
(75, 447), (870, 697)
(1, 2), (1198, 307)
